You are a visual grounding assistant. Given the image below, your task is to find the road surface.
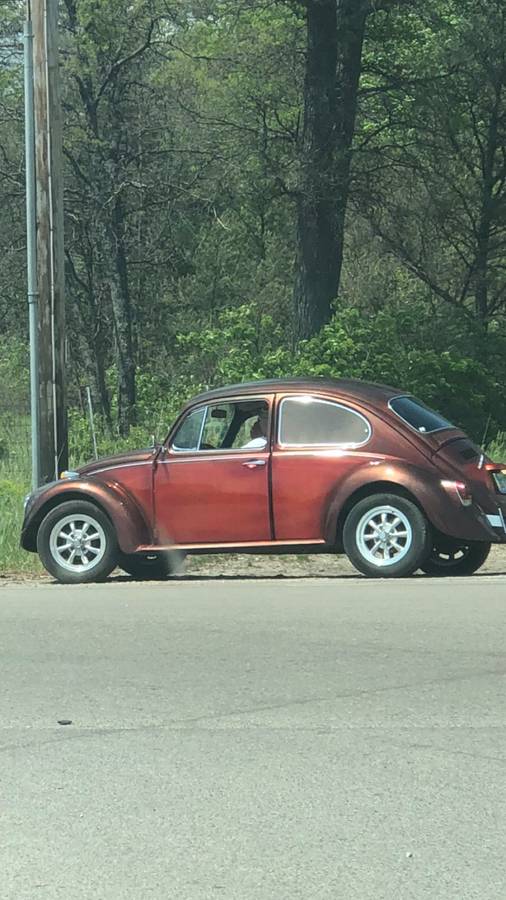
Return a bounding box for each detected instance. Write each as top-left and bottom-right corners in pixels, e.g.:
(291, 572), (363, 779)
(1, 574), (506, 899)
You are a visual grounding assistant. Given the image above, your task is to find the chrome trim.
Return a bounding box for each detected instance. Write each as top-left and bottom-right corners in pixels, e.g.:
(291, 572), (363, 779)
(197, 406), (207, 448)
(86, 460), (153, 476)
(159, 453), (267, 465)
(171, 406), (207, 453)
(478, 453), (485, 470)
(277, 396), (372, 449)
(499, 508), (506, 534)
(486, 514), (502, 528)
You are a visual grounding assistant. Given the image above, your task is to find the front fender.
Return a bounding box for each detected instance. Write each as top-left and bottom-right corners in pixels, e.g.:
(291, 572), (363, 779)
(21, 478), (151, 554)
(323, 460), (493, 544)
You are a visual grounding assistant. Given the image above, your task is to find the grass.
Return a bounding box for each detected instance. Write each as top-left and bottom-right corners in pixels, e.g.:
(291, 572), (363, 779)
(0, 413), (155, 575)
(0, 417), (41, 574)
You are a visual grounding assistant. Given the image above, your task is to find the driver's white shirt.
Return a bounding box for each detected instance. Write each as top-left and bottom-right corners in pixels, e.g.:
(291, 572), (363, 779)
(241, 437), (268, 450)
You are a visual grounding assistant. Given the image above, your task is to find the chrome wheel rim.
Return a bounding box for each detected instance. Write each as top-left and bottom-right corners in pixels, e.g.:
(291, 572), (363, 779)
(49, 514), (106, 574)
(356, 505), (412, 568)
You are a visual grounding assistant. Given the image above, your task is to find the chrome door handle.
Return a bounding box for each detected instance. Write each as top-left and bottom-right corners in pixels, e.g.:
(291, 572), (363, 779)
(242, 459), (266, 469)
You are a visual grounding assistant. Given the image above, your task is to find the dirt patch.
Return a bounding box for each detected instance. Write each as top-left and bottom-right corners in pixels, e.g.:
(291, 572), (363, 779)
(3, 545), (506, 585)
(181, 545), (506, 579)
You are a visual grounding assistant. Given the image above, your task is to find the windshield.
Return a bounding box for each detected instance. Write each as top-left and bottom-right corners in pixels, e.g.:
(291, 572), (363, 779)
(389, 396), (455, 434)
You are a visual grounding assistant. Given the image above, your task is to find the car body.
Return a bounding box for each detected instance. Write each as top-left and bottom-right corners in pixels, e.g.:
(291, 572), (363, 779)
(21, 377), (506, 582)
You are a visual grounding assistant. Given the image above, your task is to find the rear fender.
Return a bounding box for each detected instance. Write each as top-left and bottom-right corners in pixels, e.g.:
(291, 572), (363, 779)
(323, 461), (493, 545)
(21, 479), (151, 554)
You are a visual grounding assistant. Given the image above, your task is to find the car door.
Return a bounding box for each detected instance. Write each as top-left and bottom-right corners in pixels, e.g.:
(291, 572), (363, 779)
(271, 394), (373, 541)
(154, 398), (272, 545)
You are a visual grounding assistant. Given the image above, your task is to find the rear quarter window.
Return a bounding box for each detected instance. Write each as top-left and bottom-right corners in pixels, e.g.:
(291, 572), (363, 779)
(279, 397), (371, 447)
(389, 396), (454, 434)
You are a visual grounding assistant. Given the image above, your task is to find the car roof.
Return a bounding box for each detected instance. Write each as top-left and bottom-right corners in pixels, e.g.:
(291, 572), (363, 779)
(185, 377), (404, 408)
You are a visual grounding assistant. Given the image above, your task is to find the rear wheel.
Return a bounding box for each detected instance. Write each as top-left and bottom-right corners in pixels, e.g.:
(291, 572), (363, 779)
(343, 493), (431, 578)
(420, 540), (491, 576)
(37, 500), (118, 584)
(118, 550), (185, 580)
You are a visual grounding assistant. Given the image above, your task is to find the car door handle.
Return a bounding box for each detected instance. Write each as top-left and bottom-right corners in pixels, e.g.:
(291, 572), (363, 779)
(242, 459), (266, 469)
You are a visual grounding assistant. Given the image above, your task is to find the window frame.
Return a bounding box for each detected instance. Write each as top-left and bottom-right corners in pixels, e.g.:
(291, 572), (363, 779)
(170, 406), (207, 453)
(277, 395), (372, 450)
(168, 396), (272, 455)
(388, 395), (455, 435)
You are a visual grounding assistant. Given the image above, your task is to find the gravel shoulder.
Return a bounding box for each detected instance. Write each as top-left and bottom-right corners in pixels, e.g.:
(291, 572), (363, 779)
(2, 544), (506, 585)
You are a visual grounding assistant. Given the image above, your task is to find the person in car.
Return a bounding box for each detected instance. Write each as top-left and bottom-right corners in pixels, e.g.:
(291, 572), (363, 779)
(242, 408), (269, 449)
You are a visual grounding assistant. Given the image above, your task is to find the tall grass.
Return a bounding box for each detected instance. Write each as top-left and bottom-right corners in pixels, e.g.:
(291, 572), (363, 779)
(486, 432), (506, 462)
(0, 412), (157, 573)
(0, 416), (41, 573)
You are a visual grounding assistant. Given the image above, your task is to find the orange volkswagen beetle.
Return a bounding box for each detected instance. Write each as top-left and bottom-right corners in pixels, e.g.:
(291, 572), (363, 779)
(21, 378), (506, 583)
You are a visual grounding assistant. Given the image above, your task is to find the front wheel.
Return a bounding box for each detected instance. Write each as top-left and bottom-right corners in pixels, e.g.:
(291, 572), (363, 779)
(37, 500), (118, 584)
(420, 540), (491, 576)
(343, 493), (431, 578)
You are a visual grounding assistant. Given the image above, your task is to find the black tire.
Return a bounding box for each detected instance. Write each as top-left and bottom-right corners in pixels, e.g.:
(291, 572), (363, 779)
(37, 500), (118, 584)
(343, 493), (431, 578)
(420, 540), (491, 576)
(117, 550), (185, 580)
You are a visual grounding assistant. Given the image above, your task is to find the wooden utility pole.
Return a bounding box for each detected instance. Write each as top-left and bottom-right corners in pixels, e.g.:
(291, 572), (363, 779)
(32, 0), (68, 482)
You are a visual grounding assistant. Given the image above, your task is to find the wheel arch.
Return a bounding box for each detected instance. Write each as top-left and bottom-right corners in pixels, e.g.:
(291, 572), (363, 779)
(331, 480), (428, 549)
(22, 482), (151, 553)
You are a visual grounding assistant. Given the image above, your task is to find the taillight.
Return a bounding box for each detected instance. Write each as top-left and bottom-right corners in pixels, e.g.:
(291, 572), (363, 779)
(441, 479), (473, 507)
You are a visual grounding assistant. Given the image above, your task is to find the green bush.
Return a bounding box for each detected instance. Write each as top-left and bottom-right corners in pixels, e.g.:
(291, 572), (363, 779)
(170, 303), (506, 444)
(487, 432), (506, 462)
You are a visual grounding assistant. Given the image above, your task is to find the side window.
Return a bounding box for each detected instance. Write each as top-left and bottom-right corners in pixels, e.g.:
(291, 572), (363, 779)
(171, 400), (270, 452)
(231, 402), (269, 449)
(200, 404), (235, 449)
(278, 397), (371, 447)
(389, 396), (454, 434)
(172, 408), (206, 451)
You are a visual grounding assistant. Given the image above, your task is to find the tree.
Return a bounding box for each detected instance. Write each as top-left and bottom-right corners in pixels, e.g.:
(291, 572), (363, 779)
(62, 0), (172, 434)
(361, 0), (506, 334)
(293, 0), (368, 339)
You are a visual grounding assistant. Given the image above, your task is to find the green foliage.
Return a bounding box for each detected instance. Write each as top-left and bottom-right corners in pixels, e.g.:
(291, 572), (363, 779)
(487, 433), (506, 463)
(173, 302), (506, 442)
(176, 305), (291, 385)
(0, 478), (40, 573)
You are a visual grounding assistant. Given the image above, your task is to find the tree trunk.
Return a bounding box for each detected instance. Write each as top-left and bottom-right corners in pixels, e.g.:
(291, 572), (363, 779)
(109, 197), (136, 436)
(474, 76), (503, 331)
(294, 0), (368, 341)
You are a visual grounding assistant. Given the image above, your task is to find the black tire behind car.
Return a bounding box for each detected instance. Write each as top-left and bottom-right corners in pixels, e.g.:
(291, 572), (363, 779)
(117, 550), (185, 580)
(420, 540), (491, 576)
(343, 492), (431, 578)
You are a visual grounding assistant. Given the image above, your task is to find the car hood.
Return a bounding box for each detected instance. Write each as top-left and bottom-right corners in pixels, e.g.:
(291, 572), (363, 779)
(78, 447), (155, 476)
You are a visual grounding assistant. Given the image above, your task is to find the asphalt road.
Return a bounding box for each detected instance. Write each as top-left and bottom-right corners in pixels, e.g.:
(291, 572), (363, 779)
(1, 574), (506, 900)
